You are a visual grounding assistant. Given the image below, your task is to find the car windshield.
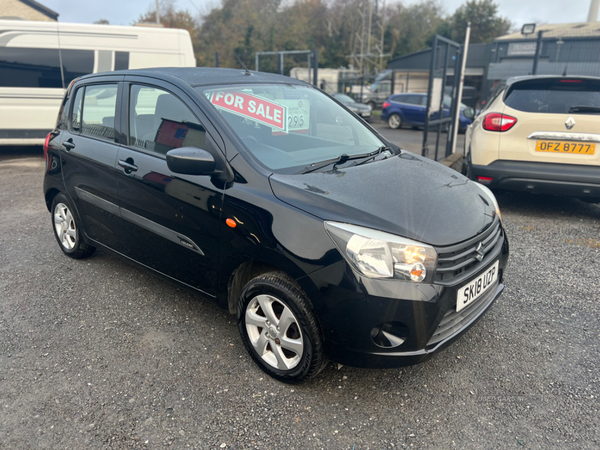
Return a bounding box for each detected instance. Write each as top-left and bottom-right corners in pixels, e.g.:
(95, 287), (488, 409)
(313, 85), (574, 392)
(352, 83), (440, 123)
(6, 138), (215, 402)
(334, 94), (356, 104)
(199, 84), (385, 173)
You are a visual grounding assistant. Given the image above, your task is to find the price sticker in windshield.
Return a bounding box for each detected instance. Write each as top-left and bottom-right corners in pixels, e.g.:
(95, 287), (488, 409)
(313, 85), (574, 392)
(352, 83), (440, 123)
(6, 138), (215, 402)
(277, 99), (310, 134)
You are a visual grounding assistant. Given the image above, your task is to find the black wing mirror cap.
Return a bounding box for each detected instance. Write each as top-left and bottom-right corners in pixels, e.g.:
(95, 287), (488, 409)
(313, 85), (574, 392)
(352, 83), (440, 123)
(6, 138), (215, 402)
(166, 147), (216, 176)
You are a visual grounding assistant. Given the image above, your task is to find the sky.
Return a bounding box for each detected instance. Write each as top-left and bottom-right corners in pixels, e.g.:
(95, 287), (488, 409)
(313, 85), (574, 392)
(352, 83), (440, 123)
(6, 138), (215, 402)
(42, 0), (593, 28)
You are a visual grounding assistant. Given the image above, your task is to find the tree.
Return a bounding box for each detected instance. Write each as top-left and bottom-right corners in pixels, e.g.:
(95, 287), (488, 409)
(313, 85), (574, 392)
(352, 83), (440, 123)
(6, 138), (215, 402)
(93, 19), (110, 25)
(449, 0), (511, 44)
(385, 0), (446, 59)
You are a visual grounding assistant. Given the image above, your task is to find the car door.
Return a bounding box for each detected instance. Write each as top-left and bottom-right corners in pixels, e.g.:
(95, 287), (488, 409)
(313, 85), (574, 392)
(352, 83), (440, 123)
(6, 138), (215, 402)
(59, 76), (125, 249)
(114, 79), (224, 296)
(397, 95), (424, 125)
(412, 95), (429, 124)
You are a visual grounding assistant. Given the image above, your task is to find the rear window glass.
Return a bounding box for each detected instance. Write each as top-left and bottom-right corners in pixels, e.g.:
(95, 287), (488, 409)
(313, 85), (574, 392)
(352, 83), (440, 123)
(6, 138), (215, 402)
(77, 84), (118, 142)
(505, 78), (600, 114)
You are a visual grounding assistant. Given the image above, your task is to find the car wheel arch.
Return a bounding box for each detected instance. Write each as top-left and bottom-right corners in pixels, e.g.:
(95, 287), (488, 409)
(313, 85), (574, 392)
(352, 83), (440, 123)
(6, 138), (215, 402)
(220, 254), (311, 315)
(45, 188), (61, 212)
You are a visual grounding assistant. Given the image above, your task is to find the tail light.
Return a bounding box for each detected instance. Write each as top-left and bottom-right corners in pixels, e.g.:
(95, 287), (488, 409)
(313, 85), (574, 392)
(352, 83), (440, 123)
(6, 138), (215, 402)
(43, 132), (52, 171)
(482, 113), (517, 132)
(382, 102), (390, 109)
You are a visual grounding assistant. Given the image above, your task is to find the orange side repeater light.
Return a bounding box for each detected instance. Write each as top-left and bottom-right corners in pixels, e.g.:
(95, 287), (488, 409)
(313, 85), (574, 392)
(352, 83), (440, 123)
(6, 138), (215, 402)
(225, 218), (237, 228)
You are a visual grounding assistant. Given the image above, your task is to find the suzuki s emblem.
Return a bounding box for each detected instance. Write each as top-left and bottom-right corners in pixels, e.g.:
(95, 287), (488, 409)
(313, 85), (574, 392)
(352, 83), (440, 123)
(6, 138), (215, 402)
(565, 117), (576, 130)
(475, 242), (485, 261)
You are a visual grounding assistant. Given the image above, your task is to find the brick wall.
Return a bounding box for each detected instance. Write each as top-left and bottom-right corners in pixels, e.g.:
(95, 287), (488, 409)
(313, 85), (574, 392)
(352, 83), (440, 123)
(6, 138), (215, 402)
(0, 0), (56, 22)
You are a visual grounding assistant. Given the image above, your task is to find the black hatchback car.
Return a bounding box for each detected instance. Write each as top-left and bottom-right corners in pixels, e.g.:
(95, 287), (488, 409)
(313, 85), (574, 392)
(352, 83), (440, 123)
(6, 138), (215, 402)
(44, 68), (509, 383)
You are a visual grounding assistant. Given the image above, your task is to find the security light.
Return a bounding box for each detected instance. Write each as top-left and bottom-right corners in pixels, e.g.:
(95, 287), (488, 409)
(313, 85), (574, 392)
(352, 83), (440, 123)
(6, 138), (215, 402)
(521, 23), (536, 35)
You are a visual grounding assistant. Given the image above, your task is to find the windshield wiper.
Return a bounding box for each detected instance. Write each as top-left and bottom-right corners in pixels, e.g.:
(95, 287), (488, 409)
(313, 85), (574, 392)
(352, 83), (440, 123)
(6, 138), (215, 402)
(353, 146), (391, 166)
(298, 152), (373, 174)
(568, 106), (600, 114)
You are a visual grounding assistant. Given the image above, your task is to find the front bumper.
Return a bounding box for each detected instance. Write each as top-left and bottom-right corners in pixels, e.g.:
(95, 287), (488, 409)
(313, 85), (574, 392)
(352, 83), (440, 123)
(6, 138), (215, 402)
(471, 160), (600, 198)
(302, 225), (509, 369)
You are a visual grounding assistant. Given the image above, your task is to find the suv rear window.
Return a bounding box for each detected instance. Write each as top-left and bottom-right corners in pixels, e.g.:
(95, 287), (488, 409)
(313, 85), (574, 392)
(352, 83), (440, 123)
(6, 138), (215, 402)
(504, 78), (600, 114)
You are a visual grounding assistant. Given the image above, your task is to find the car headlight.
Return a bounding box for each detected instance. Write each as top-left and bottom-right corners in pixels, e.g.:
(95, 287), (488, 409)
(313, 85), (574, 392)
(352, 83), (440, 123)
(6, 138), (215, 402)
(474, 182), (501, 220)
(325, 222), (437, 283)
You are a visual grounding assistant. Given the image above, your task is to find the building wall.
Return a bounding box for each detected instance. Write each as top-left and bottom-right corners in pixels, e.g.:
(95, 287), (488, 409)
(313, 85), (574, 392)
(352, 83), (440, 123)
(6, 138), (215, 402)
(0, 0), (56, 21)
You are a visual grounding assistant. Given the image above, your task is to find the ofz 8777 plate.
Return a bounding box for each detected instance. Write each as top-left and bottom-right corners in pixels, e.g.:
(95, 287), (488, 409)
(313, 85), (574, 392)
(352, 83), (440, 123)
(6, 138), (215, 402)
(456, 260), (499, 312)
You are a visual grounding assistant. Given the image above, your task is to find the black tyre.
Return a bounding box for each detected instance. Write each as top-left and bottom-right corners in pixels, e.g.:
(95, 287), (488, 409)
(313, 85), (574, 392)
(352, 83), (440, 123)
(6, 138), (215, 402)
(367, 101), (377, 111)
(51, 193), (95, 259)
(462, 152), (473, 179)
(388, 113), (402, 129)
(237, 272), (327, 383)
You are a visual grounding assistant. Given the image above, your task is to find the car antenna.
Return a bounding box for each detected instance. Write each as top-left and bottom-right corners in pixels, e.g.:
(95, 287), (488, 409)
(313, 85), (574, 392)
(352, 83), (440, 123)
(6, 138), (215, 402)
(235, 53), (251, 75)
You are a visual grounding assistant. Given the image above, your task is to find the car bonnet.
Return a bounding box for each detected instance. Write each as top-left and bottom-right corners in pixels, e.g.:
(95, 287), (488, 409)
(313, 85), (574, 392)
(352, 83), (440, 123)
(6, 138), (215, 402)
(269, 152), (495, 247)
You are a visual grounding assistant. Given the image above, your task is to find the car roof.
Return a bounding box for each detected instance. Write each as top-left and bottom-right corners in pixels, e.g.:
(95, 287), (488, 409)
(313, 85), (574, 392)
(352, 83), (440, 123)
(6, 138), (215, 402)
(77, 67), (308, 88)
(506, 75), (600, 86)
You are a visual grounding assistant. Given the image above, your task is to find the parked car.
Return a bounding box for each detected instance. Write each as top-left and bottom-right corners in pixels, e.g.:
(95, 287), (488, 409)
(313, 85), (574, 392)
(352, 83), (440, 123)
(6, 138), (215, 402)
(44, 68), (508, 383)
(332, 93), (372, 120)
(381, 93), (475, 132)
(465, 76), (600, 203)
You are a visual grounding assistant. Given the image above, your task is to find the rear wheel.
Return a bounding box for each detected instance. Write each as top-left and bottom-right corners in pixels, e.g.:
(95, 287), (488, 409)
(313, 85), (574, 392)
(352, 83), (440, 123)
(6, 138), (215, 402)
(51, 193), (95, 259)
(238, 272), (326, 383)
(367, 101), (376, 111)
(388, 113), (402, 129)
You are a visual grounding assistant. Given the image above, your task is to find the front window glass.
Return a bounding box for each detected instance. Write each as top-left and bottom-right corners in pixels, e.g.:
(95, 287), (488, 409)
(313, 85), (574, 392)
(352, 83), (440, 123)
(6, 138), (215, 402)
(129, 85), (206, 155)
(199, 84), (384, 172)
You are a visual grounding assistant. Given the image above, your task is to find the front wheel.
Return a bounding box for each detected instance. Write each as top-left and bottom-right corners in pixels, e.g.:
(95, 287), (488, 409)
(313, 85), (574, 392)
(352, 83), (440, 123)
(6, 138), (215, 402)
(388, 113), (402, 129)
(238, 272), (327, 383)
(51, 193), (95, 259)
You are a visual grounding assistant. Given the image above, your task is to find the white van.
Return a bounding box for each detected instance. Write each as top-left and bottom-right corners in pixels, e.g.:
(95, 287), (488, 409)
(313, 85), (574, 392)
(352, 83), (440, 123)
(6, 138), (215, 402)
(0, 20), (195, 145)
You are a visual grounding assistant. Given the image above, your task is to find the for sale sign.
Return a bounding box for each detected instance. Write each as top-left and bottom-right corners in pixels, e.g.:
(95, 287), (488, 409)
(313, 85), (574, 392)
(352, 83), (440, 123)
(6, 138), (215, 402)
(208, 91), (287, 132)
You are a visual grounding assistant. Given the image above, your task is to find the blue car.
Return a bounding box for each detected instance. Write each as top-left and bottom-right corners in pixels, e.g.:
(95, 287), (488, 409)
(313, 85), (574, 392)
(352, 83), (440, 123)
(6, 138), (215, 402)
(381, 93), (474, 132)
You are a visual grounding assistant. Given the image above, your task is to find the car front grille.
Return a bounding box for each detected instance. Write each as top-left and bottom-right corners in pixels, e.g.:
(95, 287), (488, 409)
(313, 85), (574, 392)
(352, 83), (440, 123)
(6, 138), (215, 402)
(427, 279), (499, 347)
(434, 215), (502, 285)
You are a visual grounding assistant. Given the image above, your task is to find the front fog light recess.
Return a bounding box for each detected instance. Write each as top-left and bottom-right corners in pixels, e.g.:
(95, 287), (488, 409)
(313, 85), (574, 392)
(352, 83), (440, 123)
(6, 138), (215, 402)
(325, 222), (437, 283)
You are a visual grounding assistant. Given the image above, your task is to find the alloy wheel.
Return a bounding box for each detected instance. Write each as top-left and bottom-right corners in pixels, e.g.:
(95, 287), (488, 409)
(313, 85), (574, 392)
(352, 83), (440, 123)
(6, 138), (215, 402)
(245, 294), (304, 370)
(389, 114), (401, 129)
(54, 203), (77, 250)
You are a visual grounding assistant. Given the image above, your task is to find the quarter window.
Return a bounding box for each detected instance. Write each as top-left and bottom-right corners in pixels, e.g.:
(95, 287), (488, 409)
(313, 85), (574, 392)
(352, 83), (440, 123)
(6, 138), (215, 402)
(71, 88), (84, 132)
(128, 85), (206, 155)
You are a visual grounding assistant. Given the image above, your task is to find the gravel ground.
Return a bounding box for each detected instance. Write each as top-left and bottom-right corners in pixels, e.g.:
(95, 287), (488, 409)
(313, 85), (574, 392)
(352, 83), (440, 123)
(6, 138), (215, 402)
(1, 149), (599, 449)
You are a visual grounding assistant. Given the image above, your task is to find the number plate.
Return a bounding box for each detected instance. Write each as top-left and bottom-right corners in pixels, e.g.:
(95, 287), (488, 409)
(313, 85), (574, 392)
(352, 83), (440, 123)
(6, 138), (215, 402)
(456, 260), (499, 312)
(536, 140), (595, 154)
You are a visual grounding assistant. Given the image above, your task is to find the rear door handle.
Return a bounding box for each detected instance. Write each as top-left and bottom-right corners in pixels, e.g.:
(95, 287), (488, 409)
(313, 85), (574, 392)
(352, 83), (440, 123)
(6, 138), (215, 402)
(118, 159), (138, 174)
(62, 139), (75, 151)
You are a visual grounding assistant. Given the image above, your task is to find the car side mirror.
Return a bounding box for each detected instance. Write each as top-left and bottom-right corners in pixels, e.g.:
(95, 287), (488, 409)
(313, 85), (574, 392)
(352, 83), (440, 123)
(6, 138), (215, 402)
(463, 107), (475, 120)
(166, 147), (216, 176)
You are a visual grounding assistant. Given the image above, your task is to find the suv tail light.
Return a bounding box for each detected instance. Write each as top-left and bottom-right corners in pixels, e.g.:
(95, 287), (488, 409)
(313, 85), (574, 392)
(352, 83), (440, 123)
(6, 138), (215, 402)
(382, 101), (390, 109)
(482, 113), (517, 132)
(43, 132), (52, 170)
